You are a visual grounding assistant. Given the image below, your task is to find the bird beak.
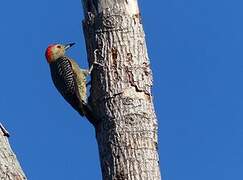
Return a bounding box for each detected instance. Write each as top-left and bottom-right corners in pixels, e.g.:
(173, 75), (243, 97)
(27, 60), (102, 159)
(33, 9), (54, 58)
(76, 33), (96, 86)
(64, 43), (75, 50)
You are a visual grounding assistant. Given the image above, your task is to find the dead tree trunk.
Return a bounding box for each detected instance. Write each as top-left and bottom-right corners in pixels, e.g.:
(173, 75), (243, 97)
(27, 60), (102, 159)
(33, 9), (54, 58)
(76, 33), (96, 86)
(82, 0), (161, 179)
(0, 124), (26, 179)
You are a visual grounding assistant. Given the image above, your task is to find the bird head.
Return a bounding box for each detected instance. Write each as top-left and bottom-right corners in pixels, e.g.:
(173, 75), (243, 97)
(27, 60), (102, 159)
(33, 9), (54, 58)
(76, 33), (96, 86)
(45, 43), (75, 63)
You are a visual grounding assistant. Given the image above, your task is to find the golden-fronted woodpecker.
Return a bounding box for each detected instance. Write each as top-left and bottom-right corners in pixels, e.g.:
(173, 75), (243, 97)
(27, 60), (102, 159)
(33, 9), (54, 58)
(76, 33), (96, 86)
(45, 43), (93, 117)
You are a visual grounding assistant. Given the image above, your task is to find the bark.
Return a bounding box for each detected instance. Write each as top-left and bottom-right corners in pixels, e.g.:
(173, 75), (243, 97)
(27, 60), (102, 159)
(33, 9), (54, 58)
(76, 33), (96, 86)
(0, 123), (27, 180)
(81, 0), (161, 179)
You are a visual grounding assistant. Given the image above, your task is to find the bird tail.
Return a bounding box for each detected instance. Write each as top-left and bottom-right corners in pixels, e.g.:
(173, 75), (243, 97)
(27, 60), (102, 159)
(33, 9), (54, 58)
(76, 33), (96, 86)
(77, 104), (99, 127)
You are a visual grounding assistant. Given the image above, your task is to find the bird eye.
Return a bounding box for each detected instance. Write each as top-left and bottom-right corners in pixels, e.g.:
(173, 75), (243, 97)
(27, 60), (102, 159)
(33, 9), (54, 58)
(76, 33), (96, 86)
(57, 45), (61, 48)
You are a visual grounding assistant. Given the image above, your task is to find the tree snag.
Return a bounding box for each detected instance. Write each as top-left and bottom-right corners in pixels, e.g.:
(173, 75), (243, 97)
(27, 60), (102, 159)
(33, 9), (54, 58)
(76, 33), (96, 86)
(0, 123), (26, 180)
(82, 0), (161, 179)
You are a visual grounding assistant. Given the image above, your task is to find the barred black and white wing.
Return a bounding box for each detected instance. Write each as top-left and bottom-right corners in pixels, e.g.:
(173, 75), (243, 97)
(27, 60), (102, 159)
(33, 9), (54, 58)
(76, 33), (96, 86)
(49, 56), (85, 116)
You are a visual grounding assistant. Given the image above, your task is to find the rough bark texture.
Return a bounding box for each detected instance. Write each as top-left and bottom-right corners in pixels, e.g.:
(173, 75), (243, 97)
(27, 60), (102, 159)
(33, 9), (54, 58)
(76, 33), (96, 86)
(82, 0), (161, 179)
(0, 124), (27, 180)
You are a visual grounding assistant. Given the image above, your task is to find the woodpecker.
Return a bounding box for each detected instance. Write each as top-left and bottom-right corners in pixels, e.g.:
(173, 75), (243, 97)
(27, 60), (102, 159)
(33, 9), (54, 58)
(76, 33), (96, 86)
(45, 43), (93, 117)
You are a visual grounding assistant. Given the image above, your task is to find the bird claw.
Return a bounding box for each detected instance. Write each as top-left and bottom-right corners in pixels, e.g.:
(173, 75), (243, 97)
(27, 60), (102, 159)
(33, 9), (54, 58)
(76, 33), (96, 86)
(92, 61), (104, 67)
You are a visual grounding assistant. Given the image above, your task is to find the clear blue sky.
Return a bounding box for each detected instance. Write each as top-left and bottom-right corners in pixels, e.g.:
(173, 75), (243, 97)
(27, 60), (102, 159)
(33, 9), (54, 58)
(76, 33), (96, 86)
(0, 0), (242, 179)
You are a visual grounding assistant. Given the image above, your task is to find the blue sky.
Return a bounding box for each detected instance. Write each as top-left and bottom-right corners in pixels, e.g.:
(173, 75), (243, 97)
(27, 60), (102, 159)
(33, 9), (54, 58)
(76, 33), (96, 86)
(1, 0), (243, 179)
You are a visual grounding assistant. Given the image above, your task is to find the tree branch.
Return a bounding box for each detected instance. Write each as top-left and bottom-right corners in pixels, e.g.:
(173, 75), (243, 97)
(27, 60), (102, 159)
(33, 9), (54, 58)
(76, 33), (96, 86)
(0, 123), (26, 179)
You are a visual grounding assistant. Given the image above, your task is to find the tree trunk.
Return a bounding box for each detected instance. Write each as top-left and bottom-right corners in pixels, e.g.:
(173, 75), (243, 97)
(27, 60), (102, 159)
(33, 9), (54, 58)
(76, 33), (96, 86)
(0, 123), (27, 180)
(81, 0), (161, 179)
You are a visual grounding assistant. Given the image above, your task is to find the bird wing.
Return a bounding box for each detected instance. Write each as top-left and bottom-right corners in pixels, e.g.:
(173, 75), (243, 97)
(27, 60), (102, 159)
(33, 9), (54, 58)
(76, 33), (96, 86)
(69, 60), (99, 124)
(50, 57), (84, 116)
(69, 60), (88, 104)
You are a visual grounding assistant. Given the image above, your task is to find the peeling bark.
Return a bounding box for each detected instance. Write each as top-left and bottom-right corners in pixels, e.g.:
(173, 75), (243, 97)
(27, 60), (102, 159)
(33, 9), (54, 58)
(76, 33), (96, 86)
(0, 124), (26, 180)
(81, 0), (161, 179)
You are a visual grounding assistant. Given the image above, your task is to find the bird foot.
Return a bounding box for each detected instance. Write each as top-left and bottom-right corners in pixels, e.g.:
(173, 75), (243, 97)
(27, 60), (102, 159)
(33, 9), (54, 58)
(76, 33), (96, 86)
(93, 61), (104, 67)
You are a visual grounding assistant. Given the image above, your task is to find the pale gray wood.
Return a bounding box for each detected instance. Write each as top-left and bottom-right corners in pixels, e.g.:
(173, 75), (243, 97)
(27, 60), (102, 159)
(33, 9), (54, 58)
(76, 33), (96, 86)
(81, 0), (161, 179)
(0, 124), (27, 180)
